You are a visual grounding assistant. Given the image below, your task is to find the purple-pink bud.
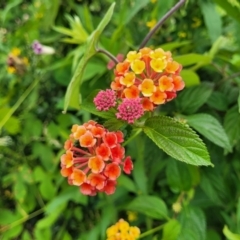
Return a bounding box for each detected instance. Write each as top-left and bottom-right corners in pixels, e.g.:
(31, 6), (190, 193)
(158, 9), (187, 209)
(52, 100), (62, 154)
(94, 89), (117, 111)
(116, 98), (144, 124)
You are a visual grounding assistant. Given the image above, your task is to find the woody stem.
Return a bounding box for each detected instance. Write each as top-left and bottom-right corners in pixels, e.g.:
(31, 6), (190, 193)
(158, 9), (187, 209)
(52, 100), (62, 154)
(138, 0), (186, 49)
(96, 47), (119, 64)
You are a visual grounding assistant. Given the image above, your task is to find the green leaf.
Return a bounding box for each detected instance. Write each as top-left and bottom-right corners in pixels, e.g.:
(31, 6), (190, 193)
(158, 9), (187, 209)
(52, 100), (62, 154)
(103, 118), (127, 131)
(223, 226), (240, 240)
(176, 83), (213, 114)
(39, 176), (56, 200)
(224, 105), (240, 147)
(63, 3), (115, 112)
(238, 89), (240, 113)
(185, 113), (232, 151)
(143, 116), (211, 166)
(13, 178), (27, 203)
(166, 158), (200, 192)
(118, 175), (137, 193)
(160, 41), (191, 51)
(178, 207), (206, 240)
(199, 1), (222, 43)
(4, 116), (20, 135)
(207, 91), (228, 111)
(180, 69), (200, 87)
(213, 0), (240, 23)
(174, 54), (211, 67)
(162, 219), (181, 240)
(127, 196), (168, 220)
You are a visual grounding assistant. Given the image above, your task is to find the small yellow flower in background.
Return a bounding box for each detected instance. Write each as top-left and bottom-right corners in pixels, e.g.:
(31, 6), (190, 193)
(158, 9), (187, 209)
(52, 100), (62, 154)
(178, 31), (187, 38)
(127, 211), (138, 222)
(106, 219), (141, 240)
(191, 17), (201, 28)
(10, 48), (21, 57)
(146, 19), (157, 30)
(151, 0), (157, 3)
(22, 57), (29, 66)
(7, 66), (16, 74)
(172, 202), (182, 213)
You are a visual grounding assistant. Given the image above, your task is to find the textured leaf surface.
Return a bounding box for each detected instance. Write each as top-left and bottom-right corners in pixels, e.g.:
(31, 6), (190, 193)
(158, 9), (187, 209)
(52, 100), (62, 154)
(185, 113), (232, 151)
(143, 116), (211, 166)
(127, 196), (168, 220)
(176, 83), (213, 114)
(63, 3), (115, 112)
(178, 207), (206, 240)
(162, 219), (181, 240)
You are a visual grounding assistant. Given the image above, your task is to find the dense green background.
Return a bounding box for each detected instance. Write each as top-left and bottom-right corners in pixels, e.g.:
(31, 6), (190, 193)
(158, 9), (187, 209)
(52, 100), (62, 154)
(1, 0), (240, 239)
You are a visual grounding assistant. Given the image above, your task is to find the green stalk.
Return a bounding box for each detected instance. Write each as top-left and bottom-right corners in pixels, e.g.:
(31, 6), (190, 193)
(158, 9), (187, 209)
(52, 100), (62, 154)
(138, 224), (165, 239)
(0, 78), (40, 131)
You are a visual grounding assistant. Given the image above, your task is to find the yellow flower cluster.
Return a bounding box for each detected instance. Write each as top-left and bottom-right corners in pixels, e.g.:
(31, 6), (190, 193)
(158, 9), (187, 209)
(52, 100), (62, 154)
(106, 219), (141, 240)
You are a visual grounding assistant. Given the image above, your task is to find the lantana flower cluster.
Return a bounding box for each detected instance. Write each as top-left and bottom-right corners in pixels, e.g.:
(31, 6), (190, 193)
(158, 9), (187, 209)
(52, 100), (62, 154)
(94, 47), (185, 124)
(106, 219), (141, 240)
(60, 120), (133, 196)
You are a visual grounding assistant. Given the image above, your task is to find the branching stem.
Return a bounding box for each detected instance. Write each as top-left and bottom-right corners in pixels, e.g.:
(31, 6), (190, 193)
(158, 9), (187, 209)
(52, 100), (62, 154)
(96, 47), (119, 64)
(138, 0), (186, 49)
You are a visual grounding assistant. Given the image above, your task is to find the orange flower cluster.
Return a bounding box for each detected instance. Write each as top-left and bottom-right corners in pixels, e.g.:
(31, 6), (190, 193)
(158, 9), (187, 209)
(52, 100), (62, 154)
(106, 219), (141, 240)
(111, 47), (185, 111)
(60, 120), (133, 196)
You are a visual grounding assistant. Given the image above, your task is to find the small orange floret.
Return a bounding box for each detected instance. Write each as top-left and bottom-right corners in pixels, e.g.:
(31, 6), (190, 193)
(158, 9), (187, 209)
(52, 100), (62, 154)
(80, 183), (96, 196)
(88, 156), (105, 173)
(115, 131), (124, 143)
(71, 124), (78, 133)
(103, 180), (116, 195)
(166, 61), (179, 74)
(164, 51), (172, 61)
(172, 75), (185, 91)
(150, 90), (167, 105)
(120, 72), (135, 87)
(61, 166), (73, 177)
(150, 58), (167, 73)
(111, 144), (125, 163)
(131, 60), (145, 74)
(64, 139), (73, 150)
(96, 143), (111, 160)
(126, 51), (142, 63)
(91, 126), (105, 138)
(61, 150), (73, 168)
(103, 132), (117, 148)
(111, 77), (123, 91)
(79, 131), (96, 148)
(158, 76), (174, 92)
(139, 78), (156, 97)
(83, 120), (97, 130)
(142, 98), (154, 111)
(124, 85), (140, 99)
(71, 168), (86, 186)
(115, 62), (130, 75)
(139, 47), (152, 56)
(104, 163), (121, 180)
(150, 48), (166, 59)
(73, 126), (87, 139)
(88, 173), (106, 190)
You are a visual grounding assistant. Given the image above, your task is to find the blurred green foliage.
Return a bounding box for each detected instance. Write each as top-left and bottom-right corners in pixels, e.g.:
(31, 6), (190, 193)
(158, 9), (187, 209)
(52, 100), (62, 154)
(1, 0), (240, 239)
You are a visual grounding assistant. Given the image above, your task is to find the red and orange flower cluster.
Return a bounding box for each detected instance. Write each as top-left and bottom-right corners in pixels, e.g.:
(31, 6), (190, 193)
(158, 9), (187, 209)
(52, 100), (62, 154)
(60, 120), (133, 196)
(94, 47), (185, 124)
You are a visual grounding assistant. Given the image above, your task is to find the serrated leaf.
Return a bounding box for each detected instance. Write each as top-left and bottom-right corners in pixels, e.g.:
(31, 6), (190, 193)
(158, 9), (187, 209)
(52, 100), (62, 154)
(162, 219), (181, 240)
(200, 1), (222, 43)
(185, 113), (232, 151)
(63, 3), (115, 112)
(176, 83), (213, 114)
(178, 207), (206, 240)
(224, 105), (240, 147)
(143, 116), (211, 166)
(127, 196), (168, 220)
(223, 226), (240, 240)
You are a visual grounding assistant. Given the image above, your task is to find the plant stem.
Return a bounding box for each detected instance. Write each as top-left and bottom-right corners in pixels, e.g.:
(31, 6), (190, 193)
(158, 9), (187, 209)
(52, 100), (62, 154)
(122, 128), (142, 147)
(138, 0), (186, 49)
(96, 47), (119, 64)
(0, 78), (40, 131)
(138, 223), (165, 239)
